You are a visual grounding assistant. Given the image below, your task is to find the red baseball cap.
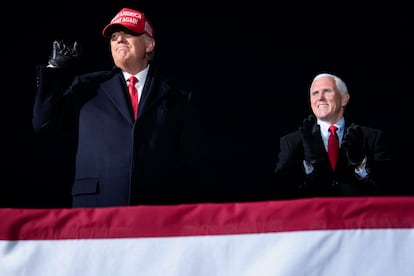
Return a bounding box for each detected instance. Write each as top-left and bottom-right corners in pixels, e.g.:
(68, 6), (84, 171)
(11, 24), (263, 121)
(102, 8), (154, 38)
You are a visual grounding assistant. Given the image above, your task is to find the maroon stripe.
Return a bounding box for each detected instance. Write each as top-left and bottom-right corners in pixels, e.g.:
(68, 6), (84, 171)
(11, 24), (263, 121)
(1, 196), (414, 240)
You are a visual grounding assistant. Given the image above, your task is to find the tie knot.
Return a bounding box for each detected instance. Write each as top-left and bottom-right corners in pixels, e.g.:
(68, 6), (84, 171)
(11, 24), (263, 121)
(129, 76), (138, 85)
(329, 125), (337, 134)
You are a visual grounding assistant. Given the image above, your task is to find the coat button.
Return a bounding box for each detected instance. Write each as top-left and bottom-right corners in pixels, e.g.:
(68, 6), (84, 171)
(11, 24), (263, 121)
(331, 180), (339, 187)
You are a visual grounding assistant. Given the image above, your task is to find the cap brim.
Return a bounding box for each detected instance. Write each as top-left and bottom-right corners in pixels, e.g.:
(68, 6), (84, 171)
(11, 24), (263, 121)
(102, 24), (143, 38)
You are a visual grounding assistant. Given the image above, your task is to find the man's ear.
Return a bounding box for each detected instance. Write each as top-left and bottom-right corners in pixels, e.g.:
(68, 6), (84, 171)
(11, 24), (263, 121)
(341, 93), (350, 108)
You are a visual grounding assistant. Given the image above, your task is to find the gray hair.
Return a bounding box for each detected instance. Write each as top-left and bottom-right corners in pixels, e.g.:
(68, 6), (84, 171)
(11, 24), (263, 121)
(312, 73), (348, 95)
(143, 34), (155, 61)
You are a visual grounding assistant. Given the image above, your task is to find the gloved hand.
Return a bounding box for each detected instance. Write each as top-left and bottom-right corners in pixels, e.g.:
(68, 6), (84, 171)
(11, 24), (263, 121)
(48, 40), (81, 68)
(342, 123), (365, 166)
(300, 114), (321, 164)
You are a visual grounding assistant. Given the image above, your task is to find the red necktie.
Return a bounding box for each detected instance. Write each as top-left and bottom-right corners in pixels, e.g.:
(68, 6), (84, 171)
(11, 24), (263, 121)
(328, 125), (339, 171)
(128, 76), (139, 119)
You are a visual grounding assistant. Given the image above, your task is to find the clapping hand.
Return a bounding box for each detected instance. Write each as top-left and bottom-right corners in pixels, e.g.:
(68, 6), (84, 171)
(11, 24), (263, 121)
(300, 115), (321, 164)
(342, 123), (365, 166)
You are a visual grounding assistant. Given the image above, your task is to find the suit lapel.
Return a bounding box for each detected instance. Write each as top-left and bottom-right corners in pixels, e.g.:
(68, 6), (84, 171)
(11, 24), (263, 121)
(136, 72), (168, 119)
(100, 73), (134, 124)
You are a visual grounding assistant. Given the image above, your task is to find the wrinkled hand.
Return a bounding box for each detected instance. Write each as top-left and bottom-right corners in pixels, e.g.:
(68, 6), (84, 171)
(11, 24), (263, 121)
(342, 123), (365, 166)
(300, 115), (321, 164)
(48, 40), (81, 68)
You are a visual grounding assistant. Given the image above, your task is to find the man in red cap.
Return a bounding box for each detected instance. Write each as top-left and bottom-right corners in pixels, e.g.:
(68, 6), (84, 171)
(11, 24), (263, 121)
(33, 7), (213, 207)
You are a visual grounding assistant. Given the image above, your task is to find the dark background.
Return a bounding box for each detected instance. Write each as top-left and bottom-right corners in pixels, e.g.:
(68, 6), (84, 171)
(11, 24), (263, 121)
(2, 0), (412, 208)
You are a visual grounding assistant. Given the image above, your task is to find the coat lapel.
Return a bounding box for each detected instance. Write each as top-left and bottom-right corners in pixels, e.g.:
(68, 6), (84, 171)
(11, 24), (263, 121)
(100, 73), (134, 124)
(136, 71), (169, 119)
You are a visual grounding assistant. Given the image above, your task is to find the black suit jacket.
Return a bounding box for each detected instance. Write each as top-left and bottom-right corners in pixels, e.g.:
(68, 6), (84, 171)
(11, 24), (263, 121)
(273, 121), (394, 199)
(33, 65), (212, 207)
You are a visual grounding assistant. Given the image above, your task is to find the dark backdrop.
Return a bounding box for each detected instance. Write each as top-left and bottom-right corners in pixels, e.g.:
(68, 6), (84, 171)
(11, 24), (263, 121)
(2, 0), (412, 207)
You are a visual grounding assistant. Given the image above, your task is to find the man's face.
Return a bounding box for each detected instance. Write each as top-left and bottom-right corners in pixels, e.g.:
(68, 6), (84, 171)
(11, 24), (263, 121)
(109, 29), (150, 73)
(309, 76), (348, 124)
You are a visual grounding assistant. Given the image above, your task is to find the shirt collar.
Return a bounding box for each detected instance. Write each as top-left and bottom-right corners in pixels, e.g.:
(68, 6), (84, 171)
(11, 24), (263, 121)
(123, 65), (150, 86)
(317, 117), (345, 138)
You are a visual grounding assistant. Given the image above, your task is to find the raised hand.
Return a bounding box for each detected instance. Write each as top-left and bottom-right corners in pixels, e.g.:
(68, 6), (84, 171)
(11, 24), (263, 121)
(48, 40), (81, 68)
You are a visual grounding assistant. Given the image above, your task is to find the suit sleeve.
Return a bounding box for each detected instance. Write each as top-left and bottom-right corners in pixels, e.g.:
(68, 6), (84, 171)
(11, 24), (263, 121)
(32, 65), (76, 134)
(273, 133), (308, 199)
(362, 127), (395, 194)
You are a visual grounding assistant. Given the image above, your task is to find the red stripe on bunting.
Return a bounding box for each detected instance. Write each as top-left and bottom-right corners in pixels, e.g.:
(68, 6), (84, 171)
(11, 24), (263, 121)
(1, 196), (414, 240)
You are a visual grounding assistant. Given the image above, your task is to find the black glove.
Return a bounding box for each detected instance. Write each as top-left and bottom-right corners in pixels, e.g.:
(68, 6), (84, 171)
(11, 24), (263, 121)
(48, 40), (81, 68)
(300, 115), (321, 164)
(342, 123), (365, 166)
